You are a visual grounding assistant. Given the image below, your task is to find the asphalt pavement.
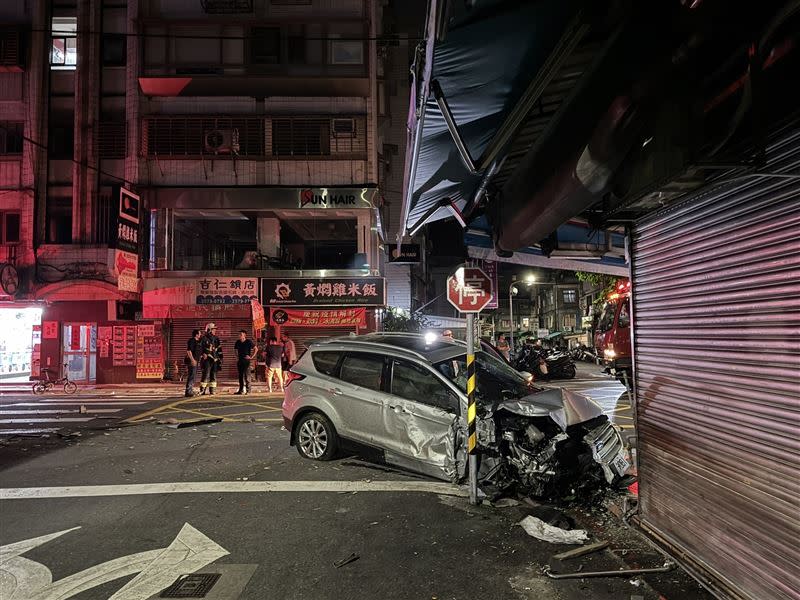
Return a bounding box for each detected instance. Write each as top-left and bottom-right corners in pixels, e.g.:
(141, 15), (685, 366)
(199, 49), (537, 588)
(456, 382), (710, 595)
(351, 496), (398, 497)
(0, 365), (710, 600)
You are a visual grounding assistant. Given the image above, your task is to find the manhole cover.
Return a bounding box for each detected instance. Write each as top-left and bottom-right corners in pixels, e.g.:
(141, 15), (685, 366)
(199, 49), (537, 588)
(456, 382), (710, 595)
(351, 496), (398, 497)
(160, 573), (221, 598)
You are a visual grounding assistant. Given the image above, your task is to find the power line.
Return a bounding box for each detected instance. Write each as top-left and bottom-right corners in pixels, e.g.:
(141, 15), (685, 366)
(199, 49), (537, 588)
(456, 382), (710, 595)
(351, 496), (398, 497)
(0, 123), (134, 187)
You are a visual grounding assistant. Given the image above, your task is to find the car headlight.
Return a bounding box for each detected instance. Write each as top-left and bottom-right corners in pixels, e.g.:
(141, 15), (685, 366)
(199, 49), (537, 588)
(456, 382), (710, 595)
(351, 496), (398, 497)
(604, 348), (617, 358)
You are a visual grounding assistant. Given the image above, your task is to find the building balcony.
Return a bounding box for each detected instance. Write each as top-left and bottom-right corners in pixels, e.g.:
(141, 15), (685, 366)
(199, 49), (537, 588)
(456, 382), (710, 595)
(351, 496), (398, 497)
(140, 114), (370, 186)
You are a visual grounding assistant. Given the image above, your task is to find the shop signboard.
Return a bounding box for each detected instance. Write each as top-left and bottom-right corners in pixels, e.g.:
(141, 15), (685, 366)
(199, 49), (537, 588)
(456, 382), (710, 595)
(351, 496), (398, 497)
(270, 308), (366, 328)
(111, 187), (141, 293)
(136, 324), (163, 379)
(298, 188), (375, 209)
(251, 299), (266, 330)
(261, 277), (386, 308)
(388, 244), (421, 264)
(43, 321), (58, 339)
(196, 277), (258, 304)
(142, 303), (253, 320)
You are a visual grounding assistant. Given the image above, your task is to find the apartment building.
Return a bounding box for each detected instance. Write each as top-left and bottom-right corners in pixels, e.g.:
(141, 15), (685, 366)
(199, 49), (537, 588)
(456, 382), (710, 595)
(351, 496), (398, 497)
(0, 0), (403, 383)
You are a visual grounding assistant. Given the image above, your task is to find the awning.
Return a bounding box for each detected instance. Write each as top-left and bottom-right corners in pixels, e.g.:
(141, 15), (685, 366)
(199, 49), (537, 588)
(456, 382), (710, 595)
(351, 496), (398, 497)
(402, 0), (583, 237)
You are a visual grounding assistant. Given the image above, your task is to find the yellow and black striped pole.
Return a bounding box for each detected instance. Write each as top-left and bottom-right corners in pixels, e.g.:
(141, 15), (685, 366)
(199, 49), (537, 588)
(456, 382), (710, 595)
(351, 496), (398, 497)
(465, 312), (479, 505)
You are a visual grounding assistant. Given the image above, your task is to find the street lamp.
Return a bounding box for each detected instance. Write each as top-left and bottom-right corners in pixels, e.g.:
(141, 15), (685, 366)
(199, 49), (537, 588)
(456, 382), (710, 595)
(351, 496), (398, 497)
(509, 274), (535, 356)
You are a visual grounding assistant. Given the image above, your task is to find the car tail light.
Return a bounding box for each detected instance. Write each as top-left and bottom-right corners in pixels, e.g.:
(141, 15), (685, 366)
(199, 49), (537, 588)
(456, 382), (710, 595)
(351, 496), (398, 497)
(285, 371), (305, 386)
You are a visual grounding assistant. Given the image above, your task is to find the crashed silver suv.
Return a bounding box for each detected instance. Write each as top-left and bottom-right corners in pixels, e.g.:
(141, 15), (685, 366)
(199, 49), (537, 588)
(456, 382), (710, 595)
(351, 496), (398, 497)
(282, 333), (631, 498)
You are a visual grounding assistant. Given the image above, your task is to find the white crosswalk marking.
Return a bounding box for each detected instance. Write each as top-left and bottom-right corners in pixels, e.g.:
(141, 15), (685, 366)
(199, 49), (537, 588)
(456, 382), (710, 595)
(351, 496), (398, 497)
(0, 418), (95, 424)
(2, 402), (148, 407)
(0, 428), (60, 436)
(0, 409), (122, 415)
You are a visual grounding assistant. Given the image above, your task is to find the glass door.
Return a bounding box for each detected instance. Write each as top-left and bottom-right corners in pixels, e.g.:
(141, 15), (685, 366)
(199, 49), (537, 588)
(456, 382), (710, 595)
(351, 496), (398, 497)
(62, 323), (97, 383)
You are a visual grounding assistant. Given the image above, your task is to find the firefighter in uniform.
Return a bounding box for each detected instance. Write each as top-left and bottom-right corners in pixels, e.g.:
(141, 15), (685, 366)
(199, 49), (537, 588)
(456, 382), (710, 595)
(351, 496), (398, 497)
(199, 322), (223, 395)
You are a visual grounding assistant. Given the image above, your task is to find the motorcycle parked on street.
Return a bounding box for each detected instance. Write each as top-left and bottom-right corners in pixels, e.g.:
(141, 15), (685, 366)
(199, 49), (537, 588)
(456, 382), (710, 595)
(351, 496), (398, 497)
(514, 345), (577, 380)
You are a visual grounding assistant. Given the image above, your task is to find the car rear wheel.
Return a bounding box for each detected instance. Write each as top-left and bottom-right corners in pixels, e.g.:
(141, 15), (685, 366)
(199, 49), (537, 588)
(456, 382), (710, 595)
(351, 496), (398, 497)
(295, 412), (338, 461)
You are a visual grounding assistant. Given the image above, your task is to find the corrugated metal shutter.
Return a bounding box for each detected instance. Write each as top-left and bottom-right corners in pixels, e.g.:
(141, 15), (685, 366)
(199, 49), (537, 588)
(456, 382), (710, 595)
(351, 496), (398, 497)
(631, 131), (800, 600)
(169, 318), (253, 380)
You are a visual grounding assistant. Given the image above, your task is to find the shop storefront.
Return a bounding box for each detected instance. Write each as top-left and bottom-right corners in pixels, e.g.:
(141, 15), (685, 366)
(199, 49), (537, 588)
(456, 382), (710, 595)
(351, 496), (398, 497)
(0, 305), (42, 382)
(31, 280), (151, 384)
(143, 276), (265, 380)
(260, 275), (385, 352)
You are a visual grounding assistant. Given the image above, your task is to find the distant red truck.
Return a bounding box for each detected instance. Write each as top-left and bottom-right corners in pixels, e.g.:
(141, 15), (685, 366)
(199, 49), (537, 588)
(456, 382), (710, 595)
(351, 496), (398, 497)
(594, 280), (633, 382)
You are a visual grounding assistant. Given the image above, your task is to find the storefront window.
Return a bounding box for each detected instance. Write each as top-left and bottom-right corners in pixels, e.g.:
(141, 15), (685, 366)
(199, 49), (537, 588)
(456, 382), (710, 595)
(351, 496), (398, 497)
(0, 308), (42, 382)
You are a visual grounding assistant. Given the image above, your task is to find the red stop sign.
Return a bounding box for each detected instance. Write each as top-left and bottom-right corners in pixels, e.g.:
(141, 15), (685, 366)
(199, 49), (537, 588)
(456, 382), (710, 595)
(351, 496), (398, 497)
(447, 267), (494, 313)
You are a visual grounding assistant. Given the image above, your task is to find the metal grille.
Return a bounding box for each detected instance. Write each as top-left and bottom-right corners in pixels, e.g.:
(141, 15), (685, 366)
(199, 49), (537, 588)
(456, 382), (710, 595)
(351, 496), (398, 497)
(144, 116), (264, 157)
(272, 118), (331, 157)
(631, 130), (800, 600)
(270, 116), (366, 159)
(97, 121), (126, 159)
(0, 27), (22, 68)
(160, 573), (221, 598)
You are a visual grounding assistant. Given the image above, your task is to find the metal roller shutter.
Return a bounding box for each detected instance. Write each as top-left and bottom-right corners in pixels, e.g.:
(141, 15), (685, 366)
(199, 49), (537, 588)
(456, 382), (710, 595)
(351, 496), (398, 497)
(630, 131), (800, 600)
(169, 318), (253, 380)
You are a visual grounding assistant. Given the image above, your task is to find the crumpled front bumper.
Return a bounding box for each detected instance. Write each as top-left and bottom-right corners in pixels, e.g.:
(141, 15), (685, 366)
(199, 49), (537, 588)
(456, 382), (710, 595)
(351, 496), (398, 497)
(583, 420), (629, 483)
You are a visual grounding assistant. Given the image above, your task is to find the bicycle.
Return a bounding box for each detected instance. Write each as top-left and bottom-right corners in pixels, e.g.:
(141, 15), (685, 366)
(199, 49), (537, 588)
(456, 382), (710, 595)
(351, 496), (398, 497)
(32, 364), (78, 395)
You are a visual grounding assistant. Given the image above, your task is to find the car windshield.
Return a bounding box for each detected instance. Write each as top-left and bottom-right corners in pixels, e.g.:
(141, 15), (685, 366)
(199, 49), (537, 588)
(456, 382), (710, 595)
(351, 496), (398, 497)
(597, 300), (618, 332)
(434, 351), (536, 404)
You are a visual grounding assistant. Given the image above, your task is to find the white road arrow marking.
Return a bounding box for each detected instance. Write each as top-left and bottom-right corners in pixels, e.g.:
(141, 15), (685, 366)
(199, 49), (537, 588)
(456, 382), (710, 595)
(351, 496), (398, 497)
(0, 527), (80, 600)
(0, 524), (228, 600)
(109, 524), (228, 600)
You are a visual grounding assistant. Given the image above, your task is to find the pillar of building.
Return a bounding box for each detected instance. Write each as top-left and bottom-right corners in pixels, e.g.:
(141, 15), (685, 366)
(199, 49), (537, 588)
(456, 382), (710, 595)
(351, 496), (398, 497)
(71, 0), (102, 243)
(257, 218), (281, 260)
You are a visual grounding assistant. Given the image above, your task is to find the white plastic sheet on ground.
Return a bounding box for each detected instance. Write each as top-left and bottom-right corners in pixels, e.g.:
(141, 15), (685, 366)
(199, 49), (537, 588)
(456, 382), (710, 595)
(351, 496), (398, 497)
(518, 515), (588, 544)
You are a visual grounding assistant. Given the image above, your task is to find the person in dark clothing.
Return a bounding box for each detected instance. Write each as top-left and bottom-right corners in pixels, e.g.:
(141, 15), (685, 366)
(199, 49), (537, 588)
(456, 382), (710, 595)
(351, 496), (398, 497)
(233, 329), (257, 395)
(200, 322), (223, 395)
(266, 336), (284, 393)
(184, 329), (202, 397)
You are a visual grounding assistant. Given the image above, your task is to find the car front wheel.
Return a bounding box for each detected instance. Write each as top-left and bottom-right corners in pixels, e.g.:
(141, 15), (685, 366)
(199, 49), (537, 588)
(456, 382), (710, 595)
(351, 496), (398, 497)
(295, 412), (338, 461)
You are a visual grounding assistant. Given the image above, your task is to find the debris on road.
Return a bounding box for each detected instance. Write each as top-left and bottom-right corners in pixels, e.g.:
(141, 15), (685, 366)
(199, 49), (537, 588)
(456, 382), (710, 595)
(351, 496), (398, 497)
(519, 515), (588, 544)
(549, 541), (609, 572)
(167, 417), (223, 429)
(333, 553), (360, 568)
(79, 405), (87, 414)
(490, 497), (520, 508)
(552, 541), (609, 561)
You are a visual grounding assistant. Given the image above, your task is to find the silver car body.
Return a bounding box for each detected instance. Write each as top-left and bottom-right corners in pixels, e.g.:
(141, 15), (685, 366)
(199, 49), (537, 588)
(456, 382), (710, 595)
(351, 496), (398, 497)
(282, 333), (626, 486)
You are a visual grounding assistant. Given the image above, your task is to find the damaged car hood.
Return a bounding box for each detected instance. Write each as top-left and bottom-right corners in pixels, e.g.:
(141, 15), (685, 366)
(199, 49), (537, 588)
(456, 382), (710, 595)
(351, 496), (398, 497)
(487, 387), (605, 431)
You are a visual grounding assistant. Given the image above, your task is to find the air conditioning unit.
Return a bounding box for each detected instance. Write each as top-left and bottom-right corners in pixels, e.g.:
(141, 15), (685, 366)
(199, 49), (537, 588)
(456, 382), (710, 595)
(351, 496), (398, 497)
(204, 129), (240, 154)
(332, 118), (356, 138)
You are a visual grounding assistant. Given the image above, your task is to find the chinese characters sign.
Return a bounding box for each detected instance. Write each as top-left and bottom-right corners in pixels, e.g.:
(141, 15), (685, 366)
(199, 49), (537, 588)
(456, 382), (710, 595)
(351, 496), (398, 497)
(111, 187), (141, 293)
(446, 267), (493, 313)
(136, 324), (163, 379)
(270, 308), (366, 328)
(112, 326), (136, 366)
(261, 277), (385, 307)
(196, 277), (258, 305)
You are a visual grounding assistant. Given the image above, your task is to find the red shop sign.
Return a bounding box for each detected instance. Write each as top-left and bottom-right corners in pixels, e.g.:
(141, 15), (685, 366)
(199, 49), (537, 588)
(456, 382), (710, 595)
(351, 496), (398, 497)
(270, 308), (366, 328)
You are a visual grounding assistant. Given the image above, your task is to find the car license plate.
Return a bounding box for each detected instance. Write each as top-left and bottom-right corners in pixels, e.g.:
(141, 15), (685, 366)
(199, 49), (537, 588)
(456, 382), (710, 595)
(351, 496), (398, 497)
(611, 453), (629, 476)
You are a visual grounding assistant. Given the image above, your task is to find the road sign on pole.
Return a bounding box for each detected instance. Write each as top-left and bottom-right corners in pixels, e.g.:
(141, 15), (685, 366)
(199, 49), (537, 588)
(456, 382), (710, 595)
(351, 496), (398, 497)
(446, 266), (493, 313)
(447, 266), (493, 506)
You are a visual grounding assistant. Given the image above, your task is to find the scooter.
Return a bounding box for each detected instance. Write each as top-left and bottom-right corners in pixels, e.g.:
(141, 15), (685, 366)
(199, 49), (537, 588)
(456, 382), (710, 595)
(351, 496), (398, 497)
(515, 347), (577, 380)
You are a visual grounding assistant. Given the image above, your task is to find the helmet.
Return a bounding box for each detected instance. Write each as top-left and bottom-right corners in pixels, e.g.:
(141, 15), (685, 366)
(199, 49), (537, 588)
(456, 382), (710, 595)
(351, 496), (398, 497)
(206, 322), (217, 332)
